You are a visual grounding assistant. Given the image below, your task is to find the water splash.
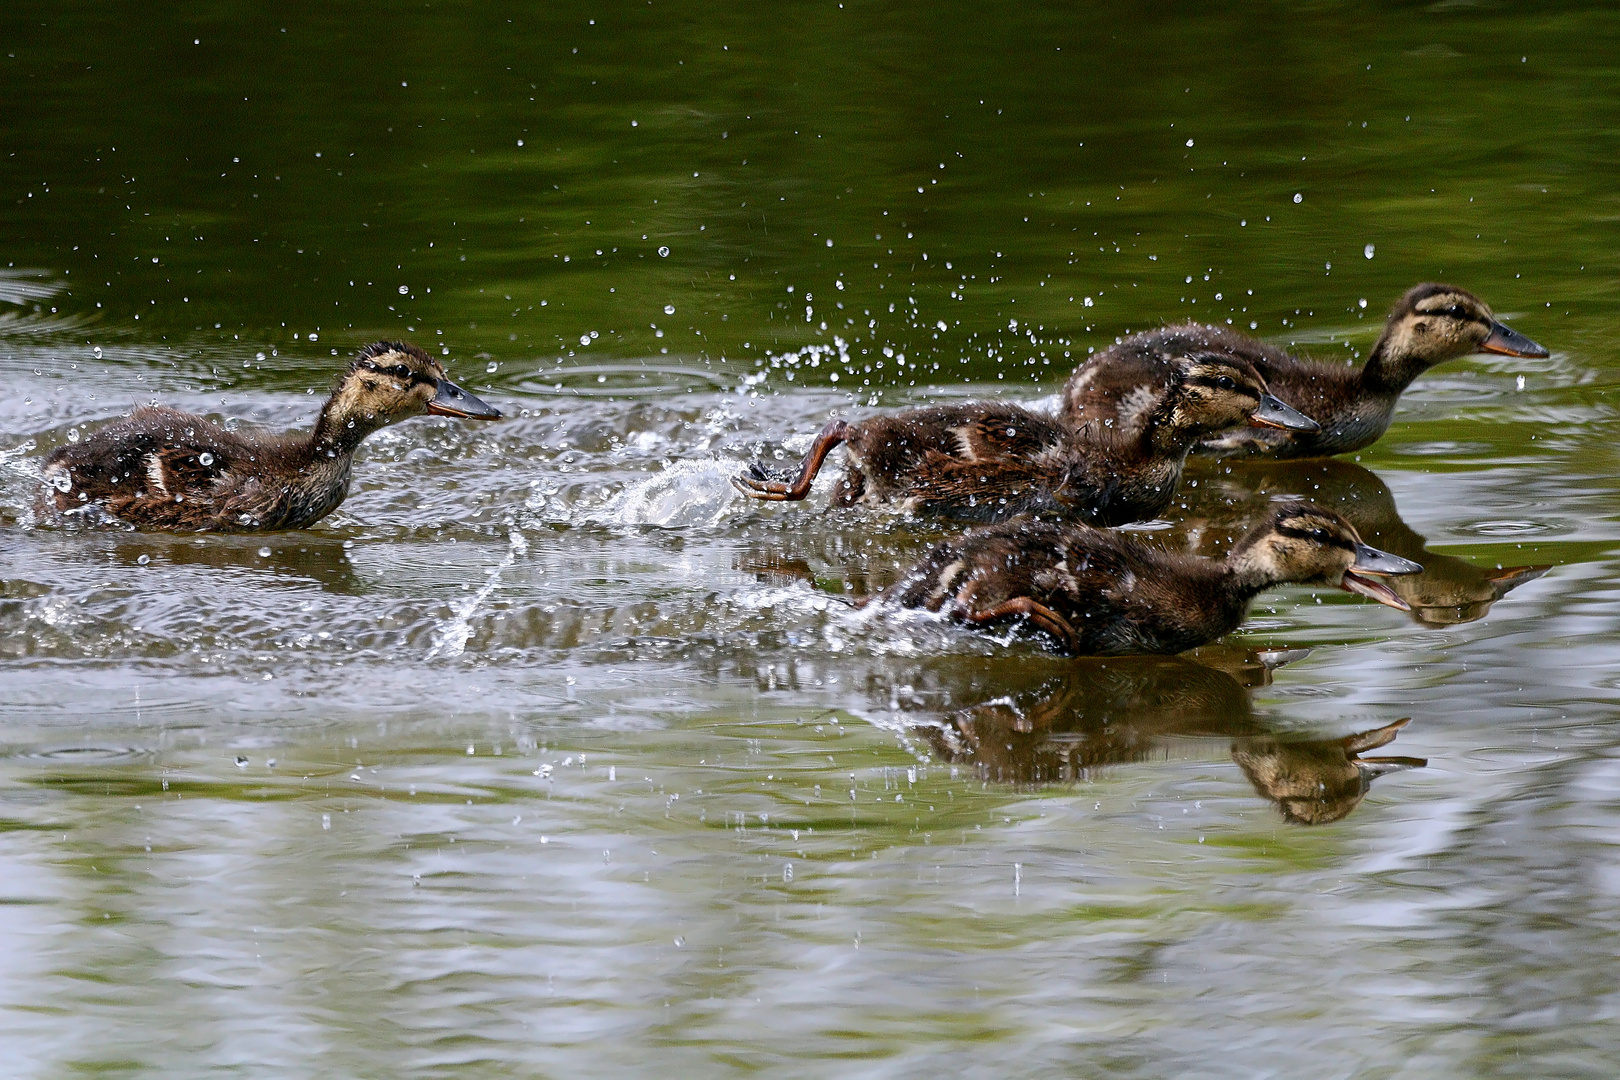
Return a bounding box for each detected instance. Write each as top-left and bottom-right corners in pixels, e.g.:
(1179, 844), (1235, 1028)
(427, 528), (529, 659)
(583, 459), (745, 528)
(0, 269), (62, 306)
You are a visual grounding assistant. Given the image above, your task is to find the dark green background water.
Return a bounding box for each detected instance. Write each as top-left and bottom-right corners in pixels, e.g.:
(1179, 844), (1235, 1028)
(3, 3), (1620, 1076)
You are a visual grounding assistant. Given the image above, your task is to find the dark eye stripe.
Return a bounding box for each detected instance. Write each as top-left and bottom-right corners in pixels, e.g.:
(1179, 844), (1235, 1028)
(1185, 375), (1258, 397)
(359, 360), (433, 386)
(1276, 525), (1356, 551)
(1418, 304), (1487, 324)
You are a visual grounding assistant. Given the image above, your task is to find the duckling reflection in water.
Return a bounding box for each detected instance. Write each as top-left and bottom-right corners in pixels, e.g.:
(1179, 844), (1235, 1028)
(872, 501), (1420, 656)
(1170, 458), (1548, 626)
(916, 657), (1424, 824)
(1062, 283), (1548, 459)
(36, 341), (501, 532)
(109, 536), (366, 594)
(734, 352), (1315, 525)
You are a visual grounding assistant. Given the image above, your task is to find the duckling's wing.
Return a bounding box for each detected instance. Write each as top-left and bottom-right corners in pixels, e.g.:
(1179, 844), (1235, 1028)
(904, 452), (1065, 517)
(951, 407), (1069, 461)
(149, 441), (236, 493)
(46, 408), (234, 500)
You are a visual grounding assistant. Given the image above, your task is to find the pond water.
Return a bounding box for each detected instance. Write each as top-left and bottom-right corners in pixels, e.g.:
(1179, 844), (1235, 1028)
(3, 3), (1620, 1075)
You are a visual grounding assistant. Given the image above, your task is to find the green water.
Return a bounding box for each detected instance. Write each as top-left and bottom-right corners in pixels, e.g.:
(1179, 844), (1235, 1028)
(3, 3), (1620, 1076)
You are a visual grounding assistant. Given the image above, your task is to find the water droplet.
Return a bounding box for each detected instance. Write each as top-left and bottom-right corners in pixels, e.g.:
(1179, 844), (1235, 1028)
(398, 285), (409, 294)
(51, 472), (72, 492)
(486, 361), (498, 373)
(1364, 243), (1376, 259)
(657, 246), (670, 257)
(466, 744), (475, 755)
(1185, 138), (1194, 147)
(1359, 298), (1368, 309)
(257, 547), (271, 558)
(66, 428), (81, 444)
(608, 765), (616, 781)
(663, 304), (675, 315)
(1293, 193), (1303, 204)
(783, 862), (794, 883)
(136, 554), (150, 565)
(92, 346), (102, 359)
(579, 334), (591, 346)
(321, 814), (331, 830)
(234, 756), (248, 768)
(198, 452), (214, 466)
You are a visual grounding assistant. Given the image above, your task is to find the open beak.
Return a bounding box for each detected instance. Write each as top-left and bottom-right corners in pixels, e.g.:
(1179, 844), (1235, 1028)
(1479, 320), (1549, 359)
(1340, 542), (1423, 611)
(427, 377), (502, 419)
(1249, 393), (1320, 432)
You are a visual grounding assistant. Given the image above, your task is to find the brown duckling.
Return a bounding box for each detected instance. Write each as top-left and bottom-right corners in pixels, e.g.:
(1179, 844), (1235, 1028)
(872, 501), (1420, 655)
(734, 352), (1316, 526)
(1062, 283), (1548, 458)
(36, 341), (500, 532)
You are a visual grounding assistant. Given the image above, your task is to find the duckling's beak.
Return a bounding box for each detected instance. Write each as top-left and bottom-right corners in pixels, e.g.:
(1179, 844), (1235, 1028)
(1479, 320), (1549, 359)
(1341, 543), (1423, 610)
(427, 378), (502, 420)
(1250, 393), (1320, 432)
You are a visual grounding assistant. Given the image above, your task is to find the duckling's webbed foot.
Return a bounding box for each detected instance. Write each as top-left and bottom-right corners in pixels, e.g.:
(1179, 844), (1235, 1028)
(963, 598), (1080, 655)
(732, 419), (848, 502)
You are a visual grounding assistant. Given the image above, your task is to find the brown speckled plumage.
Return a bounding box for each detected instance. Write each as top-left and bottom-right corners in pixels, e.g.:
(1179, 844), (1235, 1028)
(36, 341), (500, 532)
(1061, 283), (1547, 458)
(735, 353), (1314, 525)
(873, 502), (1419, 656)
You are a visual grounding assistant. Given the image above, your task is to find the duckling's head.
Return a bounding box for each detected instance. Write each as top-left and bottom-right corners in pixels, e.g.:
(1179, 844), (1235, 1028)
(1371, 283), (1548, 386)
(318, 341), (500, 449)
(1155, 352), (1319, 443)
(1230, 501), (1420, 608)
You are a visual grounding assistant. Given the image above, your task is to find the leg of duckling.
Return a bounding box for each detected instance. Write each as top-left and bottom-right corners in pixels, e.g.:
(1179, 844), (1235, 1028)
(962, 597), (1080, 654)
(732, 419), (849, 501)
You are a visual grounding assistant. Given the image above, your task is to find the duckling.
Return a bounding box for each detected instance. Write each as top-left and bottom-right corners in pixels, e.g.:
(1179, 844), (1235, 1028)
(733, 352), (1316, 526)
(1062, 283), (1548, 458)
(872, 501), (1420, 655)
(36, 341), (500, 532)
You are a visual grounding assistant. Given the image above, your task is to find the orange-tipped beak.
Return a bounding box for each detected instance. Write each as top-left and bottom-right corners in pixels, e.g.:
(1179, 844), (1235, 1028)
(1479, 320), (1549, 359)
(427, 377), (502, 419)
(1342, 571), (1411, 611)
(1340, 542), (1422, 610)
(1249, 393), (1320, 432)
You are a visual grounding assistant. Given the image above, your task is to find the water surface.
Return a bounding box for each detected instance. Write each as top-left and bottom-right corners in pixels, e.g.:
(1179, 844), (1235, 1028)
(3, 3), (1620, 1076)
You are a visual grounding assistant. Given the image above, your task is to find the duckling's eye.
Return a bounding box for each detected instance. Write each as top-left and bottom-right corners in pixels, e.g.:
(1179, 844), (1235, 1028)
(1215, 375), (1237, 390)
(389, 364), (411, 379)
(1311, 528), (1331, 544)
